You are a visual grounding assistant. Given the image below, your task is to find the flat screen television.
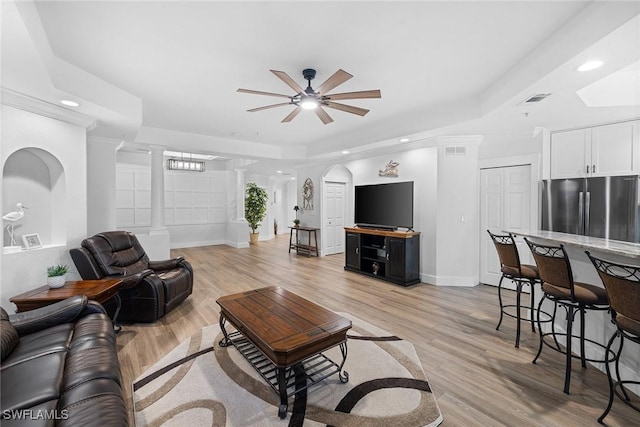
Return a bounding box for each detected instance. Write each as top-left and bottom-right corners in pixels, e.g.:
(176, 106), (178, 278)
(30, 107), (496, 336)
(354, 181), (414, 230)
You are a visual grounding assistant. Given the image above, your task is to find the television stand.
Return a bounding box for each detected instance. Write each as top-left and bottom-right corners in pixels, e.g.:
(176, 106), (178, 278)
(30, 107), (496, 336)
(344, 227), (420, 287)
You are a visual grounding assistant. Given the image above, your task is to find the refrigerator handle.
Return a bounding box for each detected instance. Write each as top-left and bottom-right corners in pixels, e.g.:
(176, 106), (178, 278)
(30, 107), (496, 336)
(578, 192), (584, 234)
(585, 192), (591, 236)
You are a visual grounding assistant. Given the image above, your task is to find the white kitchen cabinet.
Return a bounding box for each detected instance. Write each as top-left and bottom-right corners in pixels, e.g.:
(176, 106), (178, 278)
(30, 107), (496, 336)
(550, 120), (639, 179)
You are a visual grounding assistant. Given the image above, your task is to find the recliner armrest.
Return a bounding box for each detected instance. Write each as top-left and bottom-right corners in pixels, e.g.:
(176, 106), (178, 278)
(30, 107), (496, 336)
(10, 295), (89, 336)
(118, 269), (155, 290)
(148, 257), (185, 271)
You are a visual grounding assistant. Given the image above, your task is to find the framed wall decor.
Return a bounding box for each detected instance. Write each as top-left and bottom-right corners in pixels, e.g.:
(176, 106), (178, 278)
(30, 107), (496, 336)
(22, 233), (42, 250)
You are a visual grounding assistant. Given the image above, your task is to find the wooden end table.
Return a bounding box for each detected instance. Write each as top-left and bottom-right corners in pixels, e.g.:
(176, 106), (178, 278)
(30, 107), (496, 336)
(10, 279), (123, 330)
(216, 286), (351, 419)
(288, 226), (319, 257)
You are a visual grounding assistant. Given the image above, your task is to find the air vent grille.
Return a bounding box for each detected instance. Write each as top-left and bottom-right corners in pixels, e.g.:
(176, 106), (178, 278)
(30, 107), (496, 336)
(444, 146), (466, 156)
(523, 93), (551, 103)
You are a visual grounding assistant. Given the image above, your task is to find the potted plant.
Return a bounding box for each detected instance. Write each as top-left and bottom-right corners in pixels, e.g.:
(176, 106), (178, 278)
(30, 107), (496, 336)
(47, 264), (68, 288)
(245, 182), (268, 244)
(293, 218), (301, 227)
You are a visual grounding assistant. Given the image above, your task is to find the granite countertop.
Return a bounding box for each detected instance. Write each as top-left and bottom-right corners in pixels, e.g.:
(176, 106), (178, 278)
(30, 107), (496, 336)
(504, 229), (640, 260)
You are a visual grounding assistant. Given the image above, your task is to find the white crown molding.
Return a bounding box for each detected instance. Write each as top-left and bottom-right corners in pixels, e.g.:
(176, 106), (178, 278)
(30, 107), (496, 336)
(1, 87), (97, 130)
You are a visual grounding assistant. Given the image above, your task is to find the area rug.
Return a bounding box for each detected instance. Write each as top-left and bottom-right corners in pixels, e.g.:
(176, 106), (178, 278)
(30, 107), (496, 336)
(132, 313), (443, 426)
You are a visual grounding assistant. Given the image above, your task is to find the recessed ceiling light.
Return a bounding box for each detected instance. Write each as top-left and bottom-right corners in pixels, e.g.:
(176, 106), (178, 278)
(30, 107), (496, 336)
(60, 100), (80, 107)
(578, 60), (603, 72)
(291, 177), (296, 181)
(399, 138), (410, 143)
(277, 170), (283, 174)
(342, 150), (350, 154)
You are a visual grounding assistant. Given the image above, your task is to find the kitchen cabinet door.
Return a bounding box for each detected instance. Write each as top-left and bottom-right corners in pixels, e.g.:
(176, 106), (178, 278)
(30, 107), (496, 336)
(591, 121), (639, 177)
(550, 128), (590, 179)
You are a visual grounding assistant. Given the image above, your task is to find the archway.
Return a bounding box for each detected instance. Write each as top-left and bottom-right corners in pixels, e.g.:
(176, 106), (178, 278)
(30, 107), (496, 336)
(321, 165), (353, 256)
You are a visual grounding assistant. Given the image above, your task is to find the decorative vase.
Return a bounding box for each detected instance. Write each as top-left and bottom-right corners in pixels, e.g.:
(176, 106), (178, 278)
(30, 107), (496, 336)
(47, 275), (66, 288)
(249, 233), (259, 245)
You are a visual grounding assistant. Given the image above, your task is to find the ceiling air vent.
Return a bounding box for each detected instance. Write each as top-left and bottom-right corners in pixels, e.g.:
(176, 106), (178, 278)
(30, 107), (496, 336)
(522, 93), (552, 103)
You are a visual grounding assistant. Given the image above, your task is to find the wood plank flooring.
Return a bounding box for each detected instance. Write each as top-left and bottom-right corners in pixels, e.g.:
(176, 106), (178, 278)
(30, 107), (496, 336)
(116, 236), (639, 426)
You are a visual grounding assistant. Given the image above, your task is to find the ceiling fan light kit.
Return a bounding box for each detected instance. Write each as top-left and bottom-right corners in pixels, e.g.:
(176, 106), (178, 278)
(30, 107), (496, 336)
(237, 68), (381, 124)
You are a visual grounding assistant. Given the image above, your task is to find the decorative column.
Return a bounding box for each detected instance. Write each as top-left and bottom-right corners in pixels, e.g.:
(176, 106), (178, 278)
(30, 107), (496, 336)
(149, 145), (167, 234)
(225, 168), (249, 248)
(235, 168), (246, 220)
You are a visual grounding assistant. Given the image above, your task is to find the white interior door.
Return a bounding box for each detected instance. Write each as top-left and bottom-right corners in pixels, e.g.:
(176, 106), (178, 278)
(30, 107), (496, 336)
(324, 182), (346, 255)
(480, 165), (531, 287)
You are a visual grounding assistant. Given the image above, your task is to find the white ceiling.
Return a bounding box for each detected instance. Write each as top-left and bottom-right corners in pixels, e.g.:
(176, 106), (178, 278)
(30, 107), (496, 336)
(3, 1), (640, 172)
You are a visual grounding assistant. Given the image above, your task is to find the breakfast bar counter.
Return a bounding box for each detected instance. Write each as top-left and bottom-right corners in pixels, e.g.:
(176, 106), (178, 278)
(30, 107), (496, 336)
(506, 229), (640, 260)
(503, 228), (640, 397)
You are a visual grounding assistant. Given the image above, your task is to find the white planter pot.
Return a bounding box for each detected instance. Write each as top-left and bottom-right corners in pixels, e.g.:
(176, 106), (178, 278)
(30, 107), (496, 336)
(47, 275), (66, 288)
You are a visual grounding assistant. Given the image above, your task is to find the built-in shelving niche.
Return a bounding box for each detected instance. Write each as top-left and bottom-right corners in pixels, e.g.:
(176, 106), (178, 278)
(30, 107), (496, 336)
(2, 147), (66, 253)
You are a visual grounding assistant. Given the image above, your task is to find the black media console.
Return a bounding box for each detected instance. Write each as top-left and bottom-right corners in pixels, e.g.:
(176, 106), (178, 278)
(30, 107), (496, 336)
(344, 227), (420, 286)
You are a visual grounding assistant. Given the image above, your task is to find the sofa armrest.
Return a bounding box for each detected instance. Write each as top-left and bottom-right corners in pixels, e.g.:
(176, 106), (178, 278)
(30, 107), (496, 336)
(9, 295), (89, 336)
(148, 257), (185, 271)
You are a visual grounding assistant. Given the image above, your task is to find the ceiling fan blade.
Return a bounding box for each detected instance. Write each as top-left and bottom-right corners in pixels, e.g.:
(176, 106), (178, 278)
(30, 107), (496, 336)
(271, 70), (304, 94)
(324, 101), (369, 116)
(316, 69), (353, 95)
(237, 88), (292, 99)
(282, 106), (302, 123)
(247, 102), (291, 112)
(324, 90), (381, 100)
(315, 107), (334, 124)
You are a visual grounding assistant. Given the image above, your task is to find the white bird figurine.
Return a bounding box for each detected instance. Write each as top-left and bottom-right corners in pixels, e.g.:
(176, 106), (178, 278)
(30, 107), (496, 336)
(3, 203), (28, 247)
(3, 203), (28, 222)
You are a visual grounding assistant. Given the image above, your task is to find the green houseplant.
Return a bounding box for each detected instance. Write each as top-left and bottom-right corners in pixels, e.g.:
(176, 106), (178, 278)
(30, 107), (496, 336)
(47, 264), (68, 288)
(245, 182), (268, 244)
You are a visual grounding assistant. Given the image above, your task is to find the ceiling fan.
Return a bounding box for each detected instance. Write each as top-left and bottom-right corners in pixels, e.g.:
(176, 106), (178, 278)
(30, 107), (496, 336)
(237, 69), (381, 124)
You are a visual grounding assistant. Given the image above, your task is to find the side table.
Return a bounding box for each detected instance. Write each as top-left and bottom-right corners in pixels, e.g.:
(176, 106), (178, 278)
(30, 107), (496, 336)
(10, 279), (123, 331)
(288, 226), (319, 257)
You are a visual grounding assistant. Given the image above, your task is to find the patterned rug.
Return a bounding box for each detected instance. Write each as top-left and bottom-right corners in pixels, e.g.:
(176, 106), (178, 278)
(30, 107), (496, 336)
(132, 313), (443, 426)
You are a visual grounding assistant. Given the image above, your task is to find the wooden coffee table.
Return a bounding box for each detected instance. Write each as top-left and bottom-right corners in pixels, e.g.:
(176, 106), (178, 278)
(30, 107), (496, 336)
(216, 286), (351, 419)
(10, 279), (123, 330)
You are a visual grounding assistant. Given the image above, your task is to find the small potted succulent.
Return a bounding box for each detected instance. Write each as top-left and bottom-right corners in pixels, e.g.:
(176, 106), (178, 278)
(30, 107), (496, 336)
(293, 218), (301, 227)
(47, 264), (68, 288)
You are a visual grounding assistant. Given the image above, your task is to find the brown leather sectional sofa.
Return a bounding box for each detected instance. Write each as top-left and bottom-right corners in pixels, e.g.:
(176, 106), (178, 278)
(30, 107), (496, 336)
(1, 296), (128, 426)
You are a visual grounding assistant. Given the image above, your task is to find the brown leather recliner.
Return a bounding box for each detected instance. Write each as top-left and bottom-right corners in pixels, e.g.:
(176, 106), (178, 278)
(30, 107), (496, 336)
(70, 231), (193, 323)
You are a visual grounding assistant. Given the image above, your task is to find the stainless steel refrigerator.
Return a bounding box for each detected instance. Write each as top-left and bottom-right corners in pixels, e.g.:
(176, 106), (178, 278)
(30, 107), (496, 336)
(541, 175), (640, 243)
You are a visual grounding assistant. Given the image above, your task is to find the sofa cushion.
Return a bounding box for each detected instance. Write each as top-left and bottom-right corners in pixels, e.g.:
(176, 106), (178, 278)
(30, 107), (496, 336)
(0, 352), (66, 411)
(1, 307), (19, 362)
(1, 324), (73, 370)
(57, 379), (128, 427)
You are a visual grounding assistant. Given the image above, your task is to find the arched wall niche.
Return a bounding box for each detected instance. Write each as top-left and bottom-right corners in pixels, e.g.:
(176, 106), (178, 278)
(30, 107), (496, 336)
(2, 147), (66, 248)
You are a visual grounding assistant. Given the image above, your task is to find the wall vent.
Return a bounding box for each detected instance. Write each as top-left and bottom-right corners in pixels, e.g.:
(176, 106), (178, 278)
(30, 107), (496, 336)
(522, 93), (551, 103)
(444, 146), (466, 156)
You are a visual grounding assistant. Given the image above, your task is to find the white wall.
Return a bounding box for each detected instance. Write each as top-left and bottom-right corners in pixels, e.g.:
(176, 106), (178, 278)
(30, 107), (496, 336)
(1, 106), (87, 311)
(114, 152), (230, 248)
(295, 141), (480, 286)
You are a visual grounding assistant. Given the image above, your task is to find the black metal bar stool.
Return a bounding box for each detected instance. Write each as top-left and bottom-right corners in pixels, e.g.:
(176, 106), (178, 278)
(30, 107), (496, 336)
(525, 239), (612, 394)
(586, 251), (640, 423)
(488, 230), (547, 348)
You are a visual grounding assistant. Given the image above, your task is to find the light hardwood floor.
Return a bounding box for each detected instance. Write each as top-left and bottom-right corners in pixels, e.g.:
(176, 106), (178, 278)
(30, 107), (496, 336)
(117, 236), (639, 426)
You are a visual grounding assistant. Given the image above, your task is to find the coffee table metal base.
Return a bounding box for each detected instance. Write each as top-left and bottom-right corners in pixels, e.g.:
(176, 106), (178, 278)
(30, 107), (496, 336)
(219, 316), (348, 419)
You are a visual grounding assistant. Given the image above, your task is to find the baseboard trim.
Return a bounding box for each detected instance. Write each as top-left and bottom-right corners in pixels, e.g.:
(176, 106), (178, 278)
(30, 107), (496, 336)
(421, 273), (478, 287)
